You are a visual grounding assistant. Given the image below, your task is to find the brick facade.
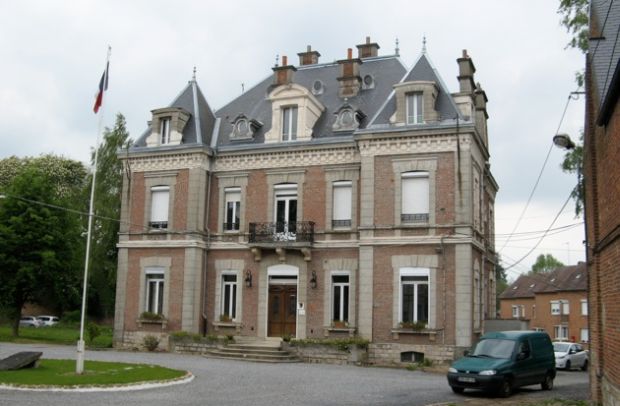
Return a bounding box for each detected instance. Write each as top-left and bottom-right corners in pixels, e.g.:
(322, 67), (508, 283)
(114, 40), (498, 365)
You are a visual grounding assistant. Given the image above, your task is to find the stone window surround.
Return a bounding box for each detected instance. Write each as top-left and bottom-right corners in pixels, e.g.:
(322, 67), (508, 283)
(266, 170), (305, 223)
(214, 260), (245, 323)
(391, 255), (438, 329)
(216, 173), (249, 234)
(144, 171), (178, 231)
(146, 107), (191, 147)
(322, 258), (358, 328)
(392, 81), (439, 125)
(138, 257), (171, 319)
(392, 158), (437, 227)
(324, 167), (359, 231)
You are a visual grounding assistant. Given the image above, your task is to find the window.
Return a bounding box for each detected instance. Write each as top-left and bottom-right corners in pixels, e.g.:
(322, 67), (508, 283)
(332, 274), (350, 323)
(562, 300), (570, 315)
(332, 181), (352, 228)
(554, 325), (569, 340)
(401, 171), (429, 223)
(400, 269), (429, 324)
(551, 300), (569, 315)
(511, 305), (524, 319)
(160, 117), (171, 144)
(224, 188), (240, 231)
(581, 299), (588, 316)
(275, 184), (297, 236)
(282, 106), (298, 141)
(145, 270), (164, 315)
(406, 92), (423, 124)
(150, 186), (170, 229)
(580, 328), (589, 343)
(221, 274), (237, 320)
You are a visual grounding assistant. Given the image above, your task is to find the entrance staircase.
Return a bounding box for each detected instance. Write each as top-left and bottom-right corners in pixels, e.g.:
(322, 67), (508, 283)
(204, 337), (300, 363)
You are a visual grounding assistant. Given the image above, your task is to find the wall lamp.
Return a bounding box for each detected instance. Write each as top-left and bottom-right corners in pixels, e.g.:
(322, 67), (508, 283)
(310, 270), (317, 289)
(553, 133), (576, 150)
(244, 269), (252, 288)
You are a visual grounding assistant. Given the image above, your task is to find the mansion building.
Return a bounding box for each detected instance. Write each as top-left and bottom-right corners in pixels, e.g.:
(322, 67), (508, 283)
(113, 38), (498, 363)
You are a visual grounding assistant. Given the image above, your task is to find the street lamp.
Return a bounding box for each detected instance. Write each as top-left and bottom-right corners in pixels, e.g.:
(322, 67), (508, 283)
(553, 133), (576, 150)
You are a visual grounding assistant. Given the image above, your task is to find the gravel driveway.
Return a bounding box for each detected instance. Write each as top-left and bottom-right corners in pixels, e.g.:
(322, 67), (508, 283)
(0, 343), (589, 406)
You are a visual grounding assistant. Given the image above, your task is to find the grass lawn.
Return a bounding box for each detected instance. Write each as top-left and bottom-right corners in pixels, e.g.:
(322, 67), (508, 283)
(0, 359), (187, 387)
(0, 325), (112, 348)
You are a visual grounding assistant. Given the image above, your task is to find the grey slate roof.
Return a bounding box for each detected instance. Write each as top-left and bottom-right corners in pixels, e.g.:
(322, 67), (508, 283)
(590, 0), (620, 125)
(133, 80), (216, 148)
(132, 51), (462, 151)
(499, 274), (546, 299)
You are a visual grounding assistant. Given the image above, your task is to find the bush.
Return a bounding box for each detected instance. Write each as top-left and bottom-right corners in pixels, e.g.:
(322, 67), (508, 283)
(140, 312), (165, 321)
(143, 335), (160, 351)
(86, 322), (101, 344)
(62, 310), (81, 324)
(289, 337), (369, 351)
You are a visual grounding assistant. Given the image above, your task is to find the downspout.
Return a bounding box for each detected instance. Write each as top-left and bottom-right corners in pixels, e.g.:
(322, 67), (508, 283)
(441, 235), (446, 345)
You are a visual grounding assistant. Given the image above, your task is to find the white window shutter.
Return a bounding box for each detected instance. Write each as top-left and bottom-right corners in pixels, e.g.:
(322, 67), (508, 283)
(333, 183), (352, 220)
(151, 188), (170, 222)
(402, 173), (429, 214)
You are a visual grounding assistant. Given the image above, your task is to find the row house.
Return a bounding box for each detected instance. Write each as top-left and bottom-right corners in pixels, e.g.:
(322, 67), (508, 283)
(499, 263), (588, 345)
(113, 37), (498, 364)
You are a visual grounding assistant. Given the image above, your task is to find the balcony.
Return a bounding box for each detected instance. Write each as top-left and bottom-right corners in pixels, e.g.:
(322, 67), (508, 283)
(249, 221), (315, 246)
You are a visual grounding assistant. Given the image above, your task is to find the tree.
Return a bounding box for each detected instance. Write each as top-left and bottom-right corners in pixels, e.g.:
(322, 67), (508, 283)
(530, 254), (565, 275)
(558, 0), (588, 215)
(495, 256), (509, 311)
(87, 113), (132, 319)
(0, 166), (83, 336)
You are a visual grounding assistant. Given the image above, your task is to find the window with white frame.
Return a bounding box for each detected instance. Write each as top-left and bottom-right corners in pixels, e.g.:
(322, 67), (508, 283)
(554, 325), (569, 340)
(160, 117), (171, 144)
(150, 186), (170, 229)
(581, 299), (588, 316)
(406, 92), (423, 124)
(221, 274), (237, 320)
(511, 305), (525, 319)
(562, 300), (570, 315)
(332, 181), (352, 228)
(401, 171), (429, 223)
(551, 301), (561, 315)
(400, 269), (429, 325)
(331, 274), (349, 323)
(145, 269), (164, 315)
(275, 184), (297, 236)
(580, 328), (589, 343)
(282, 106), (298, 141)
(224, 187), (241, 231)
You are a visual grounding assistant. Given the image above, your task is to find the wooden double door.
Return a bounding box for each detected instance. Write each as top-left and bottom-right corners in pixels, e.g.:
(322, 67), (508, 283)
(268, 285), (297, 337)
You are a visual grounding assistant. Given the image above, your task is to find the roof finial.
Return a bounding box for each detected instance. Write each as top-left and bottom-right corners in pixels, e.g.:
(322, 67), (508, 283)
(241, 82), (245, 94)
(395, 37), (400, 56)
(422, 35), (427, 54)
(275, 54), (279, 67)
(192, 66), (197, 81)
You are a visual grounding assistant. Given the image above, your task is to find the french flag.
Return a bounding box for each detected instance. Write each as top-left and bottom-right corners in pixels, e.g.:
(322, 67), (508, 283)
(93, 62), (109, 114)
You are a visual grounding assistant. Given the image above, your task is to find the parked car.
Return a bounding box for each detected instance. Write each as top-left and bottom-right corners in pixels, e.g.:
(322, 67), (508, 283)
(19, 316), (41, 327)
(36, 315), (59, 327)
(447, 331), (556, 397)
(553, 341), (588, 371)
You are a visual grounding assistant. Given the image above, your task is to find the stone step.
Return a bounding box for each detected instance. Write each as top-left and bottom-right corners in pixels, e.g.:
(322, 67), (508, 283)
(217, 347), (288, 356)
(204, 349), (300, 363)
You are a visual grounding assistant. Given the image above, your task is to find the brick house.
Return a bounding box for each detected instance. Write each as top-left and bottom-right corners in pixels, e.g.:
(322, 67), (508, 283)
(585, 0), (620, 403)
(499, 264), (588, 345)
(113, 38), (498, 364)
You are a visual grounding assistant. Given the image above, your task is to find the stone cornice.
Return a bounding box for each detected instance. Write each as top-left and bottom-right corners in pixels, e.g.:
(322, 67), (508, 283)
(125, 150), (211, 172)
(117, 240), (208, 250)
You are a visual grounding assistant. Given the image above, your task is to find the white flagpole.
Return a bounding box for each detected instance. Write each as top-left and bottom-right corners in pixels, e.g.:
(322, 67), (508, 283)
(76, 46), (111, 374)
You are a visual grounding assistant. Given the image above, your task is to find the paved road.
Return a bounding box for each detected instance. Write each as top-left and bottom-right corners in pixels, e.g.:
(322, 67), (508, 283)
(0, 343), (589, 406)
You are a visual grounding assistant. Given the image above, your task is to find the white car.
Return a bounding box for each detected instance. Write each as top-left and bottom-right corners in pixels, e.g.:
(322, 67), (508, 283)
(553, 341), (588, 370)
(19, 316), (42, 327)
(36, 315), (59, 327)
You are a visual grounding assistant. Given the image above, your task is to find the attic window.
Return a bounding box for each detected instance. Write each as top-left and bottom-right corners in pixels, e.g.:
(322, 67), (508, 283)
(575, 274), (581, 279)
(160, 117), (171, 144)
(512, 286), (518, 290)
(529, 284), (535, 288)
(362, 74), (374, 90)
(333, 104), (365, 132)
(406, 93), (423, 124)
(312, 80), (324, 95)
(230, 114), (262, 140)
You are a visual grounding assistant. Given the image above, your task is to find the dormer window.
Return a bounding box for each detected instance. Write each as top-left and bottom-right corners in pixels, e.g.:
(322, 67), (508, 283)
(230, 114), (262, 140)
(160, 117), (171, 144)
(333, 103), (365, 132)
(406, 93), (423, 124)
(282, 106), (298, 141)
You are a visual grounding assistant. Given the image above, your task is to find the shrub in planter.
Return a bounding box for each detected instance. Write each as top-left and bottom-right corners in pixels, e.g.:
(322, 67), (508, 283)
(399, 321), (426, 331)
(219, 314), (232, 322)
(143, 335), (160, 351)
(140, 311), (165, 321)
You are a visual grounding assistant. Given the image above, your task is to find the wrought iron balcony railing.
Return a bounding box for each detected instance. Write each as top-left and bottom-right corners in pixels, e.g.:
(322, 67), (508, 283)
(249, 221), (315, 244)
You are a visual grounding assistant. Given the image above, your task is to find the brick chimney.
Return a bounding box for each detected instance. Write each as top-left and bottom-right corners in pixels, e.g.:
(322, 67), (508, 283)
(272, 55), (297, 86)
(297, 45), (321, 66)
(337, 48), (363, 97)
(356, 36), (380, 58)
(457, 49), (476, 94)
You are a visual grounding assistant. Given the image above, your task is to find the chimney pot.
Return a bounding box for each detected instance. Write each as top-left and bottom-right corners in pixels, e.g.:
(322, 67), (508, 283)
(307, 45), (311, 52)
(366, 36), (370, 44)
(272, 54), (297, 85)
(356, 37), (380, 58)
(282, 55), (288, 66)
(347, 48), (353, 59)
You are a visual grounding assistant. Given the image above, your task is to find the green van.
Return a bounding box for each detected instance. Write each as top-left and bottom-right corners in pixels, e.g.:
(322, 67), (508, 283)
(447, 331), (556, 397)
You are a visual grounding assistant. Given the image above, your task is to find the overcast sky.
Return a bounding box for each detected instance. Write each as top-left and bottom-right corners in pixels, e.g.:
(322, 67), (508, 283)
(0, 1), (586, 279)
